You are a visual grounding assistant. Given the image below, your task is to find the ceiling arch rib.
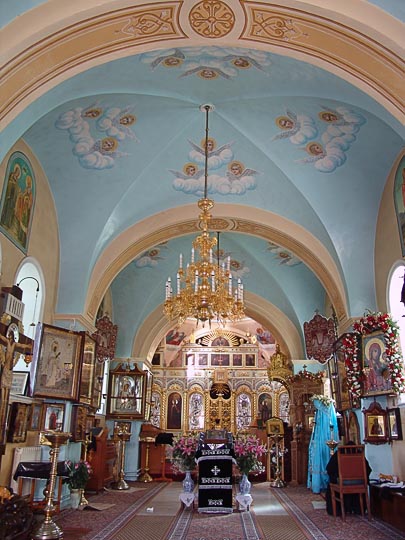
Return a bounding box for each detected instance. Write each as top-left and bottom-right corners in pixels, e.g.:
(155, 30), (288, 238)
(82, 204), (348, 327)
(1, 0), (403, 137)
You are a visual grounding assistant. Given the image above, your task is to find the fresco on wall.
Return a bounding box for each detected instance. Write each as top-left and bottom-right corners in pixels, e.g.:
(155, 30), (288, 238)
(266, 241), (301, 266)
(0, 152), (35, 253)
(393, 155), (405, 256)
(272, 106), (366, 173)
(55, 104), (137, 169)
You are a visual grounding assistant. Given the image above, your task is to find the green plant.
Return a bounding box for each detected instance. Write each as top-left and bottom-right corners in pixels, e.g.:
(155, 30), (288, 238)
(64, 460), (92, 490)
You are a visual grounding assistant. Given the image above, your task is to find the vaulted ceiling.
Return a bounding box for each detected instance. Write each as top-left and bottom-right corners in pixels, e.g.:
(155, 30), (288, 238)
(1, 1), (404, 360)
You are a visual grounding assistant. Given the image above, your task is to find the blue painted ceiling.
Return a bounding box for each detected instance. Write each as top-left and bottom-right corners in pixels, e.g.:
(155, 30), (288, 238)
(2, 4), (404, 357)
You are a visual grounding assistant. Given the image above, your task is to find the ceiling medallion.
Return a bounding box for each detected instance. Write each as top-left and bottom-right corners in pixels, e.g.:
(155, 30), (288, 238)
(189, 1), (235, 38)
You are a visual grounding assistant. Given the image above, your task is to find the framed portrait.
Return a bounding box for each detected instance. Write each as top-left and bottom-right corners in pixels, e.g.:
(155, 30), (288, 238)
(233, 354), (242, 367)
(387, 407), (402, 441)
(245, 354), (256, 367)
(167, 391), (182, 430)
(198, 353), (208, 366)
(266, 416), (284, 436)
(106, 363), (147, 419)
(91, 356), (104, 411)
(346, 410), (360, 444)
(331, 333), (356, 410)
(33, 323), (83, 401)
(361, 331), (392, 396)
(7, 402), (31, 443)
(0, 151), (36, 253)
(11, 371), (30, 395)
(307, 414), (315, 431)
(71, 404), (88, 441)
(211, 353), (229, 366)
(29, 402), (43, 431)
(113, 421), (132, 435)
(363, 401), (388, 444)
(78, 333), (96, 405)
(42, 402), (65, 431)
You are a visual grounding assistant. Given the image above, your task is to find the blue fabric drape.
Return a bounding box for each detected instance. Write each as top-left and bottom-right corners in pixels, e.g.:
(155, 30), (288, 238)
(307, 399), (339, 493)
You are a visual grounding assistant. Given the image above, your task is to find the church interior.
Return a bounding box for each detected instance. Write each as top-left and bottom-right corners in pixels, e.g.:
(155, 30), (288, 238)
(0, 1), (404, 539)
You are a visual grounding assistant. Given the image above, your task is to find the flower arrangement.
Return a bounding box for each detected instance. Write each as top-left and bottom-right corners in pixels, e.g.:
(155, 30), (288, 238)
(233, 434), (267, 475)
(341, 312), (405, 398)
(171, 433), (199, 472)
(310, 394), (335, 407)
(64, 460), (92, 490)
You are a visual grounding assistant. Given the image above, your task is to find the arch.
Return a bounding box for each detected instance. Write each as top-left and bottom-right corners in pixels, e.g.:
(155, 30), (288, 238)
(1, 0), (403, 136)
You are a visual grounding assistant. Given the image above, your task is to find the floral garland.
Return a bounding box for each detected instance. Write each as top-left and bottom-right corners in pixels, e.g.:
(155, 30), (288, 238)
(310, 394), (335, 407)
(342, 312), (405, 399)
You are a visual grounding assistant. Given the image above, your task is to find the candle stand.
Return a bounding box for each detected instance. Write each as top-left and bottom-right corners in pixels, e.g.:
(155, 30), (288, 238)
(138, 437), (155, 482)
(269, 434), (285, 488)
(112, 426), (132, 490)
(32, 431), (71, 540)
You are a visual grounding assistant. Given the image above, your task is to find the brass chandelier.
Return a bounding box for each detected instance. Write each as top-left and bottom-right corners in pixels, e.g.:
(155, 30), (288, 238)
(164, 104), (245, 327)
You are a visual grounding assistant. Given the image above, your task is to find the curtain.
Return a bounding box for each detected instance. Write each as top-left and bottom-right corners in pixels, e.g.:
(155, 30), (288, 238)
(307, 398), (339, 493)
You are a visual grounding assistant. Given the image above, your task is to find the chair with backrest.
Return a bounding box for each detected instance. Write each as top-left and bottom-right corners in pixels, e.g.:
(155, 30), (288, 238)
(329, 445), (371, 521)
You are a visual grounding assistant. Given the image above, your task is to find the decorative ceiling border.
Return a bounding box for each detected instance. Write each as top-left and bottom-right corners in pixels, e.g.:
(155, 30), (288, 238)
(1, 0), (403, 130)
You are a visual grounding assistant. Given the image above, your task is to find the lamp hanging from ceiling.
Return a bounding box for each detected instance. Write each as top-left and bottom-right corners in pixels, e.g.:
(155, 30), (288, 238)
(164, 104), (245, 327)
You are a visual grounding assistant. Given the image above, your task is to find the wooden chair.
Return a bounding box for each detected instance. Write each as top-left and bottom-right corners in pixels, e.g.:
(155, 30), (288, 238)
(329, 445), (371, 521)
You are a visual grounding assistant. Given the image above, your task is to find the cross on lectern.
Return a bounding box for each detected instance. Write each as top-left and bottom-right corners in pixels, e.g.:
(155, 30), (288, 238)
(211, 465), (220, 476)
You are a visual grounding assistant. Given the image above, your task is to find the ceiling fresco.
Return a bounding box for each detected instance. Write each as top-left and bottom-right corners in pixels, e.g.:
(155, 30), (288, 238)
(1, 2), (404, 360)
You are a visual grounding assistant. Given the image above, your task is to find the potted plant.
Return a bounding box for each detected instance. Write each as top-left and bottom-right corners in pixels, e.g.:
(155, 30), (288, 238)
(64, 460), (92, 509)
(234, 434), (267, 494)
(171, 433), (199, 492)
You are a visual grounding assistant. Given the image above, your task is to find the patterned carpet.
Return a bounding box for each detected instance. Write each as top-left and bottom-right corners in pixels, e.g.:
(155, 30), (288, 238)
(43, 482), (405, 540)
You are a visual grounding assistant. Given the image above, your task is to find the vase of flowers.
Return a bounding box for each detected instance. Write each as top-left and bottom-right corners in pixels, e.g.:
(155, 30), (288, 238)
(171, 433), (199, 491)
(233, 434), (267, 493)
(64, 460), (92, 509)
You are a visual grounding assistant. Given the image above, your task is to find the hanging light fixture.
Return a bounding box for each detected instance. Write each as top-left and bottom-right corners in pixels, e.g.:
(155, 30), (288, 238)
(164, 104), (245, 327)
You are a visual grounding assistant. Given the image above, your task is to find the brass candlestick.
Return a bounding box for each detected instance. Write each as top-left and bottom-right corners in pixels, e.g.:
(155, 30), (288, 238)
(32, 431), (71, 540)
(138, 437), (154, 482)
(270, 434), (285, 488)
(112, 428), (132, 490)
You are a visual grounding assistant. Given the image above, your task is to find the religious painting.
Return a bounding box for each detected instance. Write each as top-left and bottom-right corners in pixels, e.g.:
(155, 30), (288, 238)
(91, 355), (104, 411)
(198, 353), (208, 366)
(106, 363), (146, 419)
(42, 403), (65, 432)
(347, 411), (360, 444)
(71, 404), (88, 442)
(78, 333), (96, 405)
(388, 407), (402, 441)
(167, 391), (182, 430)
(0, 151), (36, 253)
(33, 324), (83, 401)
(361, 331), (392, 396)
(245, 353), (255, 366)
(165, 328), (185, 346)
(7, 402), (30, 443)
(10, 371), (30, 395)
(258, 393), (272, 424)
(266, 416), (284, 436)
(28, 403), (43, 431)
(188, 392), (204, 431)
(330, 333), (353, 410)
(393, 155), (405, 256)
(232, 354), (242, 367)
(211, 354), (230, 366)
(363, 401), (388, 445)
